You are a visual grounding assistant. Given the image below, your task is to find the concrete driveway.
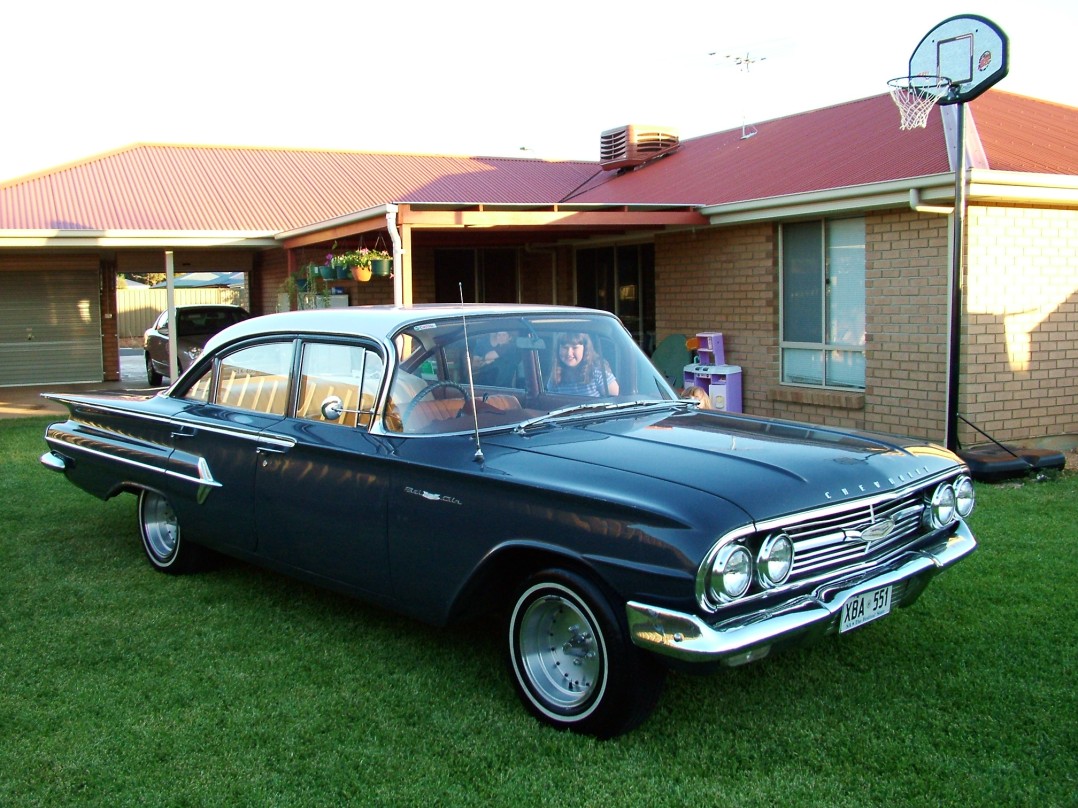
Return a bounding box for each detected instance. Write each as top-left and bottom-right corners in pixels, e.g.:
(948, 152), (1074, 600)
(0, 349), (151, 419)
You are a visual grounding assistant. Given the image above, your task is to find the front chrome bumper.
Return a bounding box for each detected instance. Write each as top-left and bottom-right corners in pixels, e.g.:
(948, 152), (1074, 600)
(626, 521), (977, 665)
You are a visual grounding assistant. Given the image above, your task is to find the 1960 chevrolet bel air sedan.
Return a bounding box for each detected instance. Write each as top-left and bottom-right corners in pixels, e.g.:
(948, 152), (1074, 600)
(41, 305), (977, 737)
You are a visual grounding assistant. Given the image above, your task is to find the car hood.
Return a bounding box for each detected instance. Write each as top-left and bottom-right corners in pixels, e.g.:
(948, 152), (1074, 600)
(491, 408), (961, 521)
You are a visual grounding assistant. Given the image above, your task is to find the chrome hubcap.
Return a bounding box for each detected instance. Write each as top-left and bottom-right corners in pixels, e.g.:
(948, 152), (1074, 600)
(518, 592), (603, 712)
(141, 493), (179, 562)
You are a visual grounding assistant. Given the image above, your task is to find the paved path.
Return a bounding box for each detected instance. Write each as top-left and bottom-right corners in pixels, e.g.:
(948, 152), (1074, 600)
(0, 349), (150, 419)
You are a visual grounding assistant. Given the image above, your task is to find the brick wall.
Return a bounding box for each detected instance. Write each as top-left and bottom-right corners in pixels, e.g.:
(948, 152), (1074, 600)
(963, 205), (1078, 443)
(864, 210), (951, 441)
(655, 212), (960, 439)
(256, 249), (398, 313)
(655, 224), (777, 413)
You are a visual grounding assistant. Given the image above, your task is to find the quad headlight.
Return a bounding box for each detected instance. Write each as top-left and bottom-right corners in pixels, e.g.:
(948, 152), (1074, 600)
(756, 532), (794, 587)
(954, 475), (976, 518)
(926, 482), (957, 528)
(708, 544), (753, 602)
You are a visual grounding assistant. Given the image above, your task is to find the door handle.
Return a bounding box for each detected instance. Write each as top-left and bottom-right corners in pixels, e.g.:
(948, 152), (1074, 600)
(256, 445), (289, 455)
(256, 445), (289, 467)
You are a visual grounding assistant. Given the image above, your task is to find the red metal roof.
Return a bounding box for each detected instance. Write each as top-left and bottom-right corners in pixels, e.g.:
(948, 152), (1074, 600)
(570, 91), (1078, 206)
(0, 147), (600, 231)
(1, 91), (1073, 233)
(968, 91), (1078, 174)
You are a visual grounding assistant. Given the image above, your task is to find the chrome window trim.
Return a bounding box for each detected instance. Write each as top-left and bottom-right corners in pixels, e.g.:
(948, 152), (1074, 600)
(173, 423), (294, 449)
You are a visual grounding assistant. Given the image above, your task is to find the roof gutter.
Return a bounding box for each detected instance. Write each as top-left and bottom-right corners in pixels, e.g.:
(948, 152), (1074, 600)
(698, 169), (1078, 226)
(967, 169), (1078, 205)
(0, 230), (279, 248)
(275, 204), (394, 241)
(698, 174), (956, 225)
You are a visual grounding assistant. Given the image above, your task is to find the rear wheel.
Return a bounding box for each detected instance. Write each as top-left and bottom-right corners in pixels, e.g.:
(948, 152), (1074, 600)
(145, 353), (163, 386)
(507, 568), (665, 738)
(137, 490), (206, 574)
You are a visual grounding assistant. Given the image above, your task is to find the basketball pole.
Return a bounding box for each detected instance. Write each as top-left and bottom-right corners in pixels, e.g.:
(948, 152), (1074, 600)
(945, 101), (968, 453)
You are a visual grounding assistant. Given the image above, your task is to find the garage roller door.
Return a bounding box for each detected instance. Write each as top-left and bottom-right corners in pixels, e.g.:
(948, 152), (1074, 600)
(0, 270), (103, 385)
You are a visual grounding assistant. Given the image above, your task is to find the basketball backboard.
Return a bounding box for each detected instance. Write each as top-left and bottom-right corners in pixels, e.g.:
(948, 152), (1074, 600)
(909, 14), (1008, 105)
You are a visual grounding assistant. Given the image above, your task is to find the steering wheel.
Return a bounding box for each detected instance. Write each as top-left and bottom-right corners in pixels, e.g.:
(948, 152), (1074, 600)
(401, 381), (470, 427)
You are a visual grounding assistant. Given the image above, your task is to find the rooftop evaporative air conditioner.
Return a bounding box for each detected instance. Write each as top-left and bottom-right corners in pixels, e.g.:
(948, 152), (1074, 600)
(599, 125), (679, 171)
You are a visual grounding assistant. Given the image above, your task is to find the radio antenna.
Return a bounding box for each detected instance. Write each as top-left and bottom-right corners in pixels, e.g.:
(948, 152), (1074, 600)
(458, 284), (484, 463)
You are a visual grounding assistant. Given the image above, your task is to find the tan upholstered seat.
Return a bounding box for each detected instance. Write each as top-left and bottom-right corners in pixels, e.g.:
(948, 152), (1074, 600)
(404, 393), (522, 432)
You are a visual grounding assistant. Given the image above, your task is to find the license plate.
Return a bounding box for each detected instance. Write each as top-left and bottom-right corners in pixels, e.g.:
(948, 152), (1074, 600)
(839, 585), (892, 633)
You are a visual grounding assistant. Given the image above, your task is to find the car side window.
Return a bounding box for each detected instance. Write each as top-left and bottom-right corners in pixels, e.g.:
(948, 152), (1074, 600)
(296, 342), (384, 428)
(214, 342), (293, 415)
(183, 369), (212, 402)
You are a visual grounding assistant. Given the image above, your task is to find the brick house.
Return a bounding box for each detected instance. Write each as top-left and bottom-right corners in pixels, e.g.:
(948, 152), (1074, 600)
(1, 89), (1075, 450)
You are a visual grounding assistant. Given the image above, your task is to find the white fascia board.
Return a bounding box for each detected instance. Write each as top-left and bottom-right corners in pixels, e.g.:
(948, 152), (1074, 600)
(699, 170), (1078, 226)
(967, 169), (1078, 205)
(698, 174), (956, 225)
(0, 230), (279, 248)
(275, 205), (392, 240)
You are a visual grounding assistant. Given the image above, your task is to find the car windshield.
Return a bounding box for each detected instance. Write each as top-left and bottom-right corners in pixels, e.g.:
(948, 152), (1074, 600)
(384, 312), (677, 435)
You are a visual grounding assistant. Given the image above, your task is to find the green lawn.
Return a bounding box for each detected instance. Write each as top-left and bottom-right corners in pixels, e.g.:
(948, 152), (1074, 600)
(2, 417), (1075, 807)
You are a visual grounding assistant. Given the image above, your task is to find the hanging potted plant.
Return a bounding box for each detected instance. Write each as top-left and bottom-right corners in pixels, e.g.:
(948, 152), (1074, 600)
(334, 248), (371, 282)
(368, 248), (392, 278)
(325, 250), (355, 280)
(352, 254), (372, 283)
(318, 254), (338, 281)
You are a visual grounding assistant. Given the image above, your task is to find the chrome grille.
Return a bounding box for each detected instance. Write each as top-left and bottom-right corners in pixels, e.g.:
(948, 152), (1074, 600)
(697, 470), (963, 615)
(785, 491), (926, 584)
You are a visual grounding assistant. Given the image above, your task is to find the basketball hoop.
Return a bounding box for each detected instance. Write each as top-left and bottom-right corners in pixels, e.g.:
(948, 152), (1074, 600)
(887, 75), (952, 129)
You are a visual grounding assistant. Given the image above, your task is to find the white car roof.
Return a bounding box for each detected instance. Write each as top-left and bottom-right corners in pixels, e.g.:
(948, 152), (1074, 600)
(202, 303), (610, 353)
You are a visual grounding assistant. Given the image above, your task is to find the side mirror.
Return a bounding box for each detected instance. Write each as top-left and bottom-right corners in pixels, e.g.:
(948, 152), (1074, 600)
(320, 395), (345, 421)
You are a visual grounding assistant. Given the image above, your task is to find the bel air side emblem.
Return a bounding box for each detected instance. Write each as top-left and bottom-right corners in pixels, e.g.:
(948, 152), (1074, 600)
(404, 486), (462, 506)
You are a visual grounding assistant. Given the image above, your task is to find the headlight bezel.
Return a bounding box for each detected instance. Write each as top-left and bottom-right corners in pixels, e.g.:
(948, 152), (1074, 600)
(953, 475), (975, 518)
(756, 532), (794, 588)
(926, 482), (957, 529)
(708, 543), (753, 603)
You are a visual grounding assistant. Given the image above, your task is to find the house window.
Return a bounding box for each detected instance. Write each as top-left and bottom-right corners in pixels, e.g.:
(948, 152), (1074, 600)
(780, 218), (865, 390)
(576, 244), (655, 352)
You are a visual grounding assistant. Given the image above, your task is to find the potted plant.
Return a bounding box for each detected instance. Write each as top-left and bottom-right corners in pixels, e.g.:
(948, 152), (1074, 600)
(317, 255), (339, 281)
(325, 251), (356, 280)
(367, 248), (392, 278)
(351, 251), (372, 283)
(332, 249), (371, 282)
(277, 263), (328, 310)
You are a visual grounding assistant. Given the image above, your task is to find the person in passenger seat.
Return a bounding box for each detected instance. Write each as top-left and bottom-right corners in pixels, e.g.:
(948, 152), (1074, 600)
(547, 332), (619, 397)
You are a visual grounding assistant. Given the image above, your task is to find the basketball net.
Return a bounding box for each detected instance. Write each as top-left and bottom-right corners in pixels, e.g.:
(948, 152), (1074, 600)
(887, 76), (951, 130)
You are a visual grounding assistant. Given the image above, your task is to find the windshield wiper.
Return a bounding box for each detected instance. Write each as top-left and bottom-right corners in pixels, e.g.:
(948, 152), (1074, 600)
(514, 399), (682, 434)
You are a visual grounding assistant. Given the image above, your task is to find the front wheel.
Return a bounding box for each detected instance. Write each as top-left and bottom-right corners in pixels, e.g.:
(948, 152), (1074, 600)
(507, 568), (666, 738)
(137, 490), (206, 574)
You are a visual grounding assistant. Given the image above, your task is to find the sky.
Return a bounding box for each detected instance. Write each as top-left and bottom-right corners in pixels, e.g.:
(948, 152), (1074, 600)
(2, 0), (1076, 183)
